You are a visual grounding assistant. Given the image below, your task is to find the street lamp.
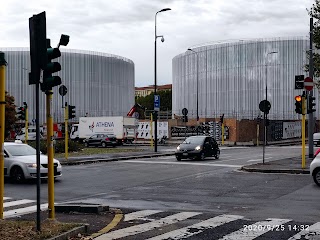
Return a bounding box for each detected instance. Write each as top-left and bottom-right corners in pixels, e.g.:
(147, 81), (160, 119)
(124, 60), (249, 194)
(154, 7), (171, 152)
(263, 51), (278, 164)
(187, 48), (199, 135)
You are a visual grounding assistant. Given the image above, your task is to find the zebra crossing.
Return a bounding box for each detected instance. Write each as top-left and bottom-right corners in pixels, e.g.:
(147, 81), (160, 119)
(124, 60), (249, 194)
(3, 198), (320, 239)
(2, 197), (47, 219)
(95, 209), (320, 240)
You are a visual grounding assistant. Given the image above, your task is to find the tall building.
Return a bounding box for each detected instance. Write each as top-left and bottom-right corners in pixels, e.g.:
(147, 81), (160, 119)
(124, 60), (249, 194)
(1, 48), (135, 124)
(172, 37), (310, 120)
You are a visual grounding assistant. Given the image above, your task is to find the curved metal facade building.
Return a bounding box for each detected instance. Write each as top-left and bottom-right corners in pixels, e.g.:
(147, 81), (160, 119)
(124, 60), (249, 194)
(172, 37), (311, 120)
(1, 48), (135, 124)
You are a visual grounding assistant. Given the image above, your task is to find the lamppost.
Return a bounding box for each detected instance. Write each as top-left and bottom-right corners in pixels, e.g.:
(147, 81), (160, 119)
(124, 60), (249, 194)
(154, 7), (171, 152)
(187, 48), (199, 135)
(263, 51), (277, 163)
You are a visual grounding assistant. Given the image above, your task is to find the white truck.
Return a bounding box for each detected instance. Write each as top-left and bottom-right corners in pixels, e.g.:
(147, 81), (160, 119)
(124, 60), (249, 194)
(70, 116), (138, 144)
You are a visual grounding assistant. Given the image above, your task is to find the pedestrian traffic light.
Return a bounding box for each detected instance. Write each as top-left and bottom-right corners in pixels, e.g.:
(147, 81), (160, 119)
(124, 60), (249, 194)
(307, 96), (316, 114)
(68, 105), (76, 119)
(17, 106), (26, 120)
(41, 39), (62, 92)
(182, 115), (188, 122)
(295, 95), (302, 114)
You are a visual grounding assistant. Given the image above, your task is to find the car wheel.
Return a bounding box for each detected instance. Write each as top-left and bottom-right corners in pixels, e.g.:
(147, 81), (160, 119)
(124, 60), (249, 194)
(214, 150), (220, 159)
(101, 142), (107, 148)
(176, 156), (181, 161)
(313, 168), (320, 186)
(11, 166), (25, 183)
(198, 152), (205, 161)
(84, 142), (89, 147)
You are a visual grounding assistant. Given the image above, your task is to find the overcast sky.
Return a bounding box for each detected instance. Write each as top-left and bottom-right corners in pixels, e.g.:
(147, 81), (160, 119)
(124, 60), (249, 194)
(0, 0), (314, 87)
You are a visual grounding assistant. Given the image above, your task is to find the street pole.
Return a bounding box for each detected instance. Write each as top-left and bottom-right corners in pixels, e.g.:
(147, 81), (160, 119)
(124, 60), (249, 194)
(0, 52), (6, 219)
(46, 90), (55, 219)
(65, 102), (68, 160)
(154, 8), (171, 152)
(263, 51), (277, 164)
(187, 48), (199, 134)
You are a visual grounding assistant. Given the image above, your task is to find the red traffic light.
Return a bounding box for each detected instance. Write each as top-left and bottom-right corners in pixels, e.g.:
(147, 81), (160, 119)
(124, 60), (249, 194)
(295, 95), (302, 102)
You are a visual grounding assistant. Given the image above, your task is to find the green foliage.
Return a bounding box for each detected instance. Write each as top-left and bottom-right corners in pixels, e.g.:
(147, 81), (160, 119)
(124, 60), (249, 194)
(28, 139), (83, 154)
(135, 90), (172, 115)
(308, 2), (320, 85)
(5, 92), (17, 138)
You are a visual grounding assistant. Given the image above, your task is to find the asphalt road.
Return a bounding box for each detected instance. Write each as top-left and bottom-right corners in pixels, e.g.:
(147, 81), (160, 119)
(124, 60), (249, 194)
(4, 145), (320, 239)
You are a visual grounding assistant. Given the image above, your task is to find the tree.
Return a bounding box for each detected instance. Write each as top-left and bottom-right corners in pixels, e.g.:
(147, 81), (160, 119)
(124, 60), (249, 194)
(5, 91), (17, 138)
(135, 90), (172, 119)
(308, 2), (320, 87)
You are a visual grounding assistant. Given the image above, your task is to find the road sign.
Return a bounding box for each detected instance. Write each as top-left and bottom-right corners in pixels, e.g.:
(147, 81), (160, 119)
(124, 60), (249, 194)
(259, 100), (271, 114)
(304, 77), (314, 91)
(59, 85), (67, 96)
(182, 108), (188, 116)
(294, 75), (304, 89)
(154, 95), (160, 111)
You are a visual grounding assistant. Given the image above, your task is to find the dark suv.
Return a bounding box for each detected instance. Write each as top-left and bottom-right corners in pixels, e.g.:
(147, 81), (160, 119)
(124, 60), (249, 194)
(83, 134), (117, 148)
(175, 135), (220, 161)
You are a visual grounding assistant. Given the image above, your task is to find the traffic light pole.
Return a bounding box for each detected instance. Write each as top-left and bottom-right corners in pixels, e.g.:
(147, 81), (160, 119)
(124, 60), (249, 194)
(0, 52), (6, 219)
(46, 90), (55, 219)
(25, 106), (28, 144)
(302, 96), (306, 168)
(65, 102), (68, 160)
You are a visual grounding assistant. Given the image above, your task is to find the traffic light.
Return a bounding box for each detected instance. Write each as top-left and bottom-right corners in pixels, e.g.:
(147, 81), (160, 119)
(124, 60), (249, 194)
(41, 39), (62, 92)
(295, 95), (302, 114)
(220, 114), (224, 124)
(307, 96), (316, 114)
(17, 106), (26, 120)
(29, 11), (47, 85)
(182, 115), (188, 122)
(68, 105), (76, 119)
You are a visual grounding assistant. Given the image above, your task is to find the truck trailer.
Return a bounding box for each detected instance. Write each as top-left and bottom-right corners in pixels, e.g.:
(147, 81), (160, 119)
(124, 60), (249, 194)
(70, 116), (138, 144)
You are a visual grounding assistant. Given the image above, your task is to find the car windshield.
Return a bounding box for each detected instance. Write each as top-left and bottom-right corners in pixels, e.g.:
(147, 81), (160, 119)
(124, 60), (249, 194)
(5, 144), (37, 156)
(182, 137), (205, 144)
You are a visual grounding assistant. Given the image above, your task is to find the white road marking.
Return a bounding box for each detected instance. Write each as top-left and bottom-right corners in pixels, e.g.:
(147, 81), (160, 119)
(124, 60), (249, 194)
(146, 214), (244, 240)
(124, 210), (163, 222)
(4, 203), (48, 219)
(219, 218), (291, 240)
(3, 197), (11, 200)
(95, 212), (201, 240)
(123, 160), (241, 168)
(4, 199), (35, 207)
(288, 222), (320, 240)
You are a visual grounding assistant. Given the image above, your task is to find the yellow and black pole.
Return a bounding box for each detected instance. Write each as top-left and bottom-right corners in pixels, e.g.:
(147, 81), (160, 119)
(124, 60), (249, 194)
(0, 52), (7, 219)
(65, 102), (68, 160)
(25, 104), (28, 144)
(46, 90), (55, 219)
(302, 95), (306, 169)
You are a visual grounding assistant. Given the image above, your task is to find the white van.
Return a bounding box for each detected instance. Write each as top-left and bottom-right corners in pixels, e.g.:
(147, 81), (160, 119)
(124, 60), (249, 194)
(15, 127), (43, 141)
(314, 132), (320, 146)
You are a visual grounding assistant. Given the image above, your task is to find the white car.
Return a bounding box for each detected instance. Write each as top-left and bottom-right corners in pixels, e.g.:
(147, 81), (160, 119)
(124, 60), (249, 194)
(310, 148), (320, 186)
(4, 141), (62, 182)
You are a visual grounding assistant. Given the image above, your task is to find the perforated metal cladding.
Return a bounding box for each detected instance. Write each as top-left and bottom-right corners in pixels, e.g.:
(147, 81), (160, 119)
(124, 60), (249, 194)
(1, 48), (135, 124)
(172, 37), (311, 120)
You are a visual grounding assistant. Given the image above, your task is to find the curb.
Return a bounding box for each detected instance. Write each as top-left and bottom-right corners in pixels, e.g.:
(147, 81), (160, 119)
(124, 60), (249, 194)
(46, 224), (89, 240)
(241, 166), (310, 174)
(59, 152), (176, 166)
